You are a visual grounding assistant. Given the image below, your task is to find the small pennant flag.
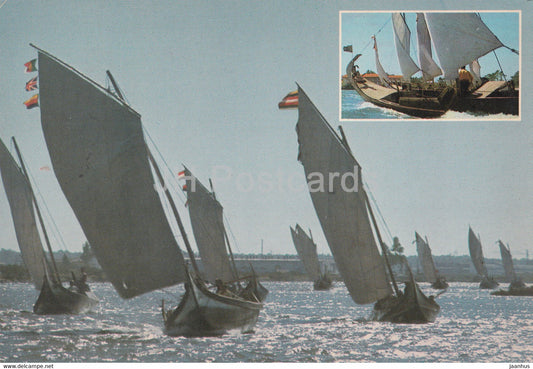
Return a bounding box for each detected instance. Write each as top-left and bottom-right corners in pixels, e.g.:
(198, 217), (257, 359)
(343, 45), (353, 53)
(178, 170), (185, 179)
(278, 90), (298, 109)
(24, 59), (38, 73)
(23, 94), (39, 109)
(25, 76), (38, 91)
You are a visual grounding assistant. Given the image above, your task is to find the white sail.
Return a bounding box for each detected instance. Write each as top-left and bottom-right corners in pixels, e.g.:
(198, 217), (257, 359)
(37, 50), (186, 298)
(392, 13), (420, 80)
(424, 12), (504, 79)
(416, 13), (442, 80)
(468, 227), (488, 277)
(183, 168), (236, 283)
(372, 36), (391, 85)
(415, 232), (438, 283)
(295, 86), (392, 305)
(290, 224), (322, 281)
(0, 138), (46, 289)
(498, 240), (517, 283)
(469, 59), (482, 84)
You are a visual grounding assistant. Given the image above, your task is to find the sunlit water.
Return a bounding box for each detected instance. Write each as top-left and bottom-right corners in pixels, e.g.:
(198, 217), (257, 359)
(0, 281), (532, 362)
(341, 89), (517, 120)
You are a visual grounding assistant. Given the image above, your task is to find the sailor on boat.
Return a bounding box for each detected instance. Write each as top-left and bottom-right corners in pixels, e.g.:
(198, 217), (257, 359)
(458, 66), (473, 96)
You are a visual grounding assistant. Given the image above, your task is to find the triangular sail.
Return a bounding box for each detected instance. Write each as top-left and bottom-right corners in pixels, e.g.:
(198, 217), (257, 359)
(424, 12), (504, 79)
(290, 224), (322, 281)
(468, 227), (488, 277)
(392, 13), (420, 80)
(416, 13), (442, 81)
(36, 49), (186, 298)
(415, 232), (437, 283)
(0, 138), (46, 289)
(372, 36), (391, 85)
(183, 168), (236, 283)
(498, 240), (517, 283)
(295, 86), (392, 305)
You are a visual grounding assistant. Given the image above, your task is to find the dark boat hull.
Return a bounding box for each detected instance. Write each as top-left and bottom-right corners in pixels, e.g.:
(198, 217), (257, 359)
(313, 274), (333, 290)
(33, 276), (98, 315)
(346, 56), (455, 119)
(163, 272), (263, 337)
(491, 285), (533, 296)
(431, 277), (449, 290)
(372, 281), (440, 324)
(452, 95), (518, 115)
(479, 276), (499, 289)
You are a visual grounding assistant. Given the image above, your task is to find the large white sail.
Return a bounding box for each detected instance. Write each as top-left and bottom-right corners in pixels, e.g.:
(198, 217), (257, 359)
(392, 13), (420, 80)
(416, 13), (442, 81)
(183, 168), (236, 283)
(415, 232), (438, 283)
(468, 227), (488, 277)
(498, 240), (517, 283)
(37, 50), (186, 298)
(372, 36), (391, 85)
(295, 86), (392, 304)
(290, 224), (322, 281)
(424, 12), (504, 79)
(0, 138), (46, 289)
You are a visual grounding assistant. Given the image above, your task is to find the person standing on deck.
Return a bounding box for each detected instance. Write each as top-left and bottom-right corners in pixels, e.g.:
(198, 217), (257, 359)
(458, 66), (473, 96)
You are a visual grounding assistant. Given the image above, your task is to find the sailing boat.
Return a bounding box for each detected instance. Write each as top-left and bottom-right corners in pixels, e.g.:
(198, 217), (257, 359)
(290, 224), (332, 290)
(294, 85), (439, 323)
(468, 227), (499, 289)
(491, 241), (533, 296)
(346, 12), (518, 117)
(176, 167), (268, 302)
(414, 232), (448, 289)
(31, 44), (263, 336)
(0, 137), (98, 314)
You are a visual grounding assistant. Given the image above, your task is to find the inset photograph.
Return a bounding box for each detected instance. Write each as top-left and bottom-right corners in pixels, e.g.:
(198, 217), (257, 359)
(340, 11), (520, 120)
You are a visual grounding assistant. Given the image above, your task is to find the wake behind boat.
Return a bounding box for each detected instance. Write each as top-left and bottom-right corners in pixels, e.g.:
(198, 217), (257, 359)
(0, 137), (98, 314)
(31, 44), (262, 335)
(294, 85), (439, 323)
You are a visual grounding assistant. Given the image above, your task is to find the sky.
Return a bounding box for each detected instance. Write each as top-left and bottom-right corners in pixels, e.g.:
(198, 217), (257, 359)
(0, 0), (532, 261)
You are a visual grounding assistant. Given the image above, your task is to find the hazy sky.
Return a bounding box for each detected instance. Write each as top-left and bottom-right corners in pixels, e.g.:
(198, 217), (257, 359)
(0, 0), (532, 261)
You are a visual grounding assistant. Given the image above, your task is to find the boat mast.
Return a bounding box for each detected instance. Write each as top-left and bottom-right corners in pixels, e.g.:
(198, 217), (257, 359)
(364, 191), (400, 296)
(11, 137), (62, 284)
(146, 147), (201, 276)
(106, 70), (125, 101)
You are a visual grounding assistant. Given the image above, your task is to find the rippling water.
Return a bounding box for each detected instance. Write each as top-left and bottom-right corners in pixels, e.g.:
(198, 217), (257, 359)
(341, 90), (516, 120)
(1, 281), (532, 362)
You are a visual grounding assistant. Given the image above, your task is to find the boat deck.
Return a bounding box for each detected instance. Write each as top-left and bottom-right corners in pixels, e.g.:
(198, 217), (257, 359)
(356, 80), (397, 100)
(472, 81), (508, 99)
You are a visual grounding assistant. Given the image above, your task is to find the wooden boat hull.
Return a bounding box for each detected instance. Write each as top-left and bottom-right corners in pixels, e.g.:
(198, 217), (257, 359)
(452, 81), (518, 115)
(346, 56), (455, 119)
(431, 277), (449, 290)
(479, 276), (499, 289)
(163, 272), (263, 337)
(372, 281), (440, 324)
(313, 274), (333, 290)
(33, 276), (98, 315)
(491, 285), (533, 296)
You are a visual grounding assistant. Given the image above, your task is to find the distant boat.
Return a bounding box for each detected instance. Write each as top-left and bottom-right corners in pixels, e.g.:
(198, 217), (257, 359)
(468, 227), (499, 289)
(414, 232), (448, 290)
(31, 44), (263, 336)
(294, 85), (440, 323)
(345, 12), (518, 117)
(491, 241), (533, 297)
(290, 224), (333, 290)
(0, 137), (98, 314)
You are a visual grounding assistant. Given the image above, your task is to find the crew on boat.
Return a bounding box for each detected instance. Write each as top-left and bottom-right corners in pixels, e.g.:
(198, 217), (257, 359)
(69, 268), (90, 293)
(458, 66), (473, 96)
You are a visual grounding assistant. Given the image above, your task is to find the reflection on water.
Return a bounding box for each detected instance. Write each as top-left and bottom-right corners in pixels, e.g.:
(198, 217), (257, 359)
(1, 281), (532, 362)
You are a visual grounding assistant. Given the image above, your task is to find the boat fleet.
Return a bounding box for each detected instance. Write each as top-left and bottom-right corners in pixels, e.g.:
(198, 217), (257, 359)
(0, 38), (529, 338)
